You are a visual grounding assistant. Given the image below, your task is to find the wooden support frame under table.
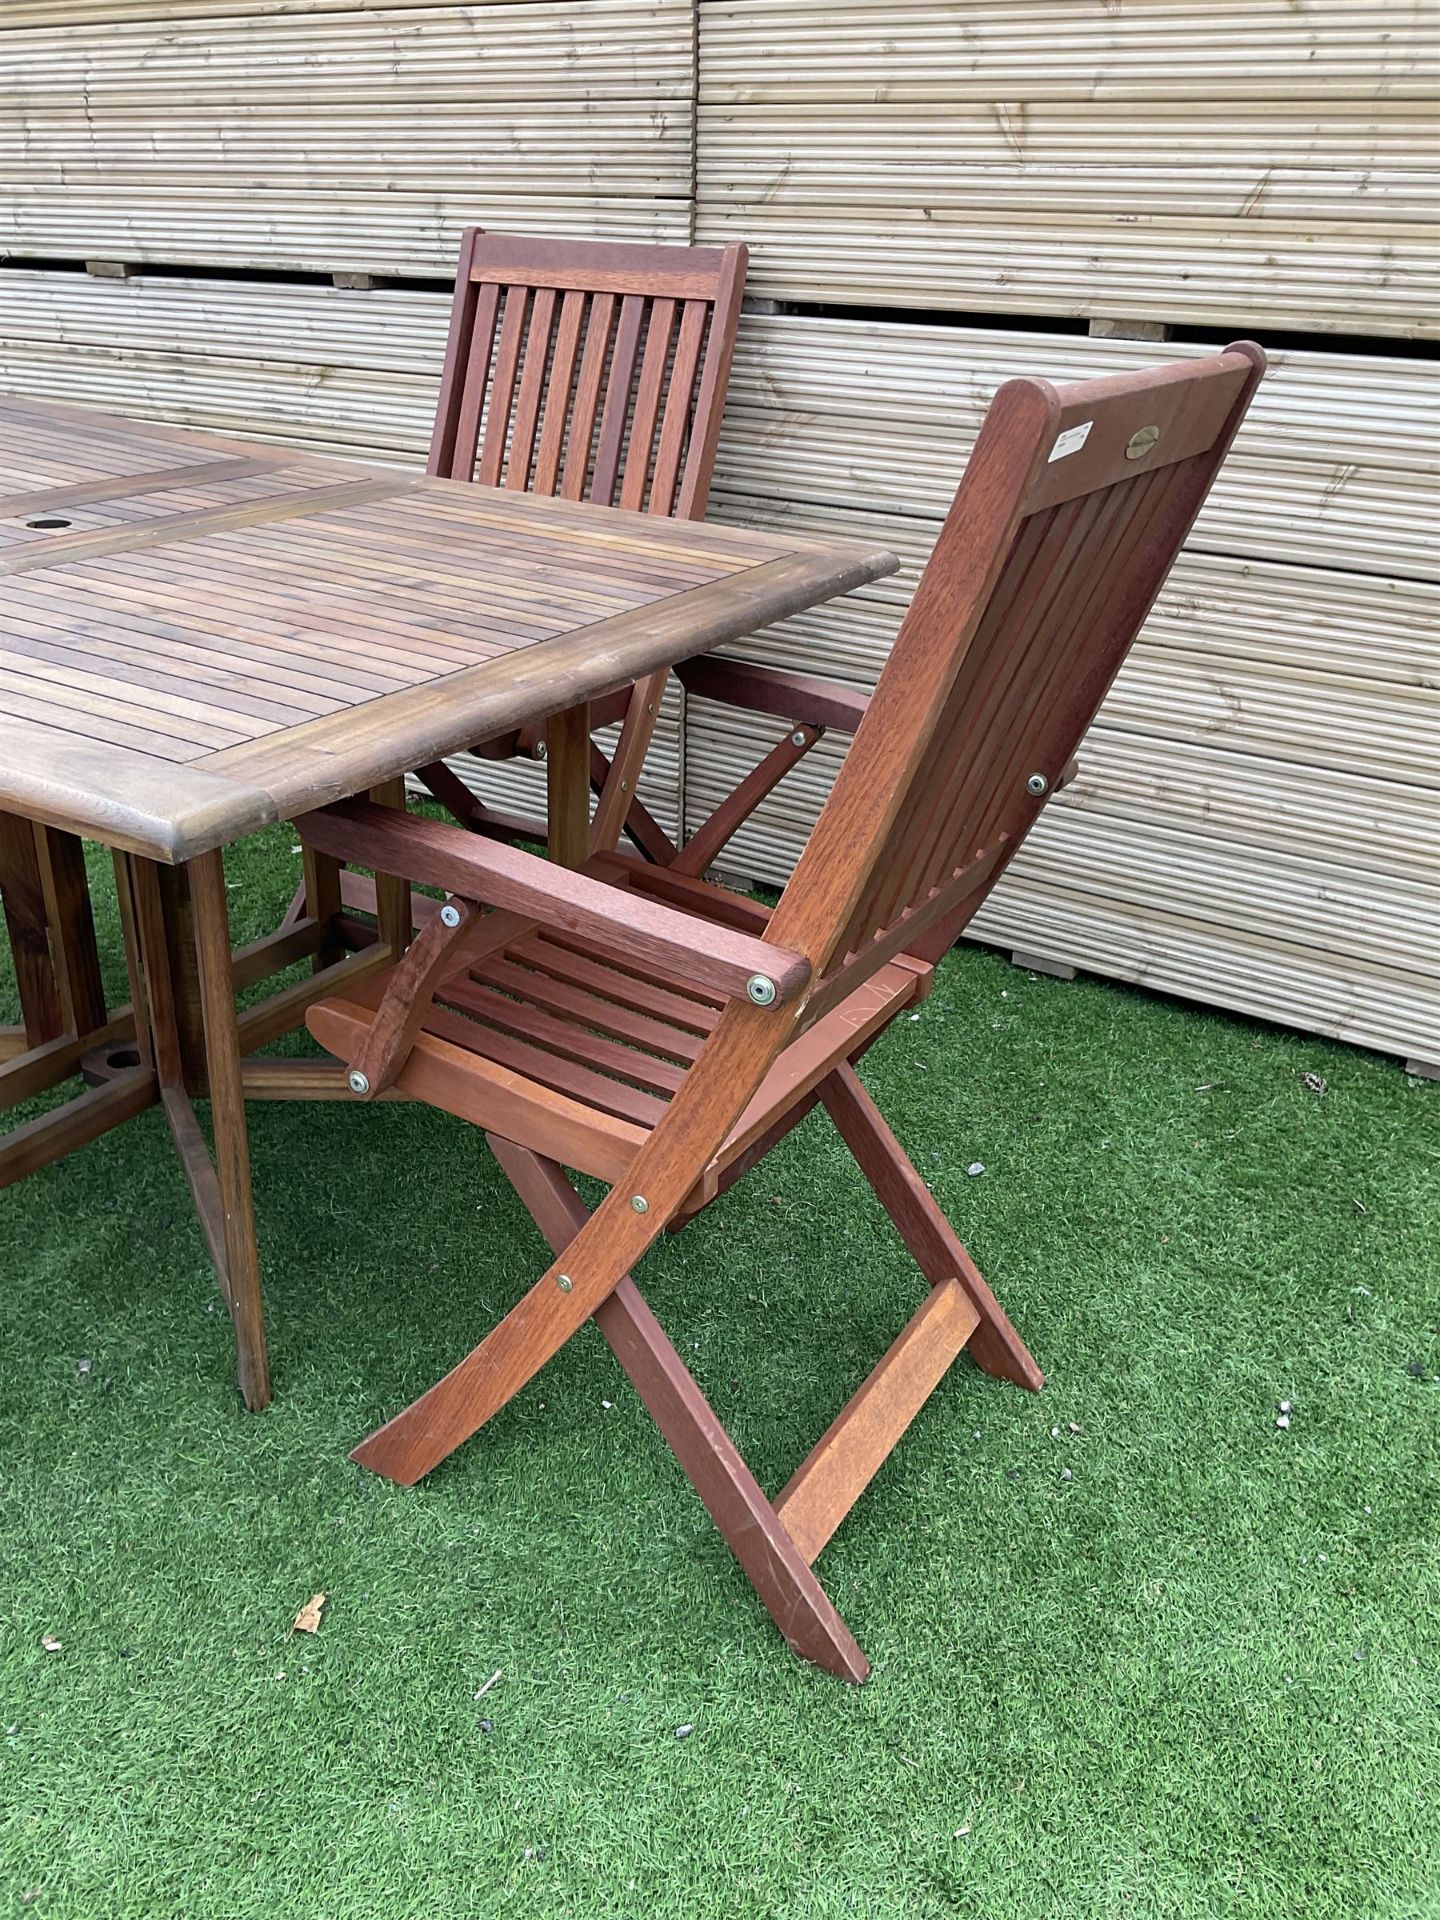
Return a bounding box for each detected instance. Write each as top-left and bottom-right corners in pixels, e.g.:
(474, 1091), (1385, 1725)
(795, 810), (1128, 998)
(0, 396), (895, 1410)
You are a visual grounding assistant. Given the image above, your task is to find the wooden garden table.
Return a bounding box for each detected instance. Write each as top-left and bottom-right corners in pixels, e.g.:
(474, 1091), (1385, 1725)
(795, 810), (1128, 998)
(0, 396), (895, 1409)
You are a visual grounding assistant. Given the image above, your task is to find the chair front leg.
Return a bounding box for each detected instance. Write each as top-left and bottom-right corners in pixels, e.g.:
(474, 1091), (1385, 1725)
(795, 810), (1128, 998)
(347, 998), (795, 1486)
(484, 1137), (870, 1682)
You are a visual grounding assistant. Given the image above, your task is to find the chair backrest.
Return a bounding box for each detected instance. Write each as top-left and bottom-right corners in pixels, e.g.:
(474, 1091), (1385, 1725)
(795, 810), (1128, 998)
(767, 344), (1267, 1001)
(427, 231), (749, 520)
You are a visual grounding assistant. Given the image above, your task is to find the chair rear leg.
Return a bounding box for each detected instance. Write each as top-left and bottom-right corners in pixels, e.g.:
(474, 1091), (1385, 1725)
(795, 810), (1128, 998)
(487, 1136), (870, 1682)
(820, 1061), (1043, 1392)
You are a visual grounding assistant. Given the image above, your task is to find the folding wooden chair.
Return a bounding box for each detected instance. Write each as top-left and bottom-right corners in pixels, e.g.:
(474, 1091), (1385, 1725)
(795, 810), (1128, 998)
(426, 231), (747, 854)
(297, 344), (1266, 1679)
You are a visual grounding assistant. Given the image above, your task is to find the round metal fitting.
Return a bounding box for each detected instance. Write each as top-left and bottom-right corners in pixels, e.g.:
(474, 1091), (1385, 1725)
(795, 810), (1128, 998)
(630, 1194), (649, 1214)
(790, 729), (807, 748)
(347, 1069), (370, 1096)
(1025, 772), (1049, 797)
(556, 1273), (573, 1293)
(533, 740), (548, 761)
(746, 973), (778, 1006)
(438, 902), (462, 928)
(1125, 424), (1160, 461)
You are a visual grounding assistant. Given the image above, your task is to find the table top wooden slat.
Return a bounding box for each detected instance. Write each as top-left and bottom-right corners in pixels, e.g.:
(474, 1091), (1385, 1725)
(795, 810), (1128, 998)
(0, 401), (897, 863)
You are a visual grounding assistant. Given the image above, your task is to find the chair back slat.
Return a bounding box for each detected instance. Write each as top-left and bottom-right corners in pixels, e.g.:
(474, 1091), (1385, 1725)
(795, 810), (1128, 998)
(764, 346), (1266, 996)
(429, 231), (747, 523)
(504, 286), (558, 493)
(651, 298), (711, 516)
(620, 297), (678, 511)
(532, 289), (587, 495)
(561, 291), (618, 501)
(473, 285), (529, 487)
(591, 295), (648, 506)
(448, 278), (499, 486)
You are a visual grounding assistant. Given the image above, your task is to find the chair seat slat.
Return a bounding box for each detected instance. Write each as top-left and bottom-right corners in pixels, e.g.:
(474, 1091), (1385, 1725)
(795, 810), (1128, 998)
(436, 972), (688, 1098)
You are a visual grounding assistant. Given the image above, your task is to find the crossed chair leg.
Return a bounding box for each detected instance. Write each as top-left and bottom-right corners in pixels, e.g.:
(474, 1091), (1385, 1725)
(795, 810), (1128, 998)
(351, 1060), (1042, 1681)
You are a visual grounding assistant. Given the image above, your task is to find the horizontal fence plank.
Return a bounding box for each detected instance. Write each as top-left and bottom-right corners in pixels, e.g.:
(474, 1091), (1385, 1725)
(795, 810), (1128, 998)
(699, 0), (1439, 104)
(683, 708), (1440, 1061)
(0, 0), (636, 20)
(696, 0), (1439, 330)
(694, 211), (1437, 335)
(3, 3), (693, 104)
(0, 0), (694, 268)
(0, 188), (692, 274)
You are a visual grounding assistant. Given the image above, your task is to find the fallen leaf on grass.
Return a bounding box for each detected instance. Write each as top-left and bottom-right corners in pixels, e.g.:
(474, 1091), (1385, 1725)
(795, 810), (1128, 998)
(292, 1592), (327, 1635)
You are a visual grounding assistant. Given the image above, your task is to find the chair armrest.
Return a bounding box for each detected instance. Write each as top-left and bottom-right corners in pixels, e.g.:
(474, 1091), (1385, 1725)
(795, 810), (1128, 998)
(677, 656), (871, 734)
(295, 798), (810, 1010)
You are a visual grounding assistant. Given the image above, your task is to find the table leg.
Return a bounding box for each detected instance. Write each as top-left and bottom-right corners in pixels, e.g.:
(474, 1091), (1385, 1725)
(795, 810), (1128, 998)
(369, 778), (412, 957)
(1, 817), (153, 1186)
(545, 701), (591, 869)
(186, 849), (272, 1410)
(34, 827), (107, 1041)
(0, 810), (64, 1047)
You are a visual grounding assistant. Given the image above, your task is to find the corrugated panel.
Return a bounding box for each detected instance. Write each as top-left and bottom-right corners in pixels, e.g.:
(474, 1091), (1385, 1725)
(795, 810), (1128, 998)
(696, 0), (1439, 330)
(0, 269), (453, 387)
(2, 5), (693, 103)
(683, 308), (1438, 1064)
(0, 1), (694, 269)
(711, 313), (1438, 578)
(695, 211), (1436, 336)
(967, 884), (1440, 1064)
(6, 282), (1430, 575)
(683, 708), (1440, 1062)
(699, 112), (1436, 225)
(1, 0), (573, 20)
(684, 705), (1439, 878)
(700, 1), (1438, 104)
(0, 189), (687, 274)
(707, 504), (1440, 693)
(5, 109), (692, 199)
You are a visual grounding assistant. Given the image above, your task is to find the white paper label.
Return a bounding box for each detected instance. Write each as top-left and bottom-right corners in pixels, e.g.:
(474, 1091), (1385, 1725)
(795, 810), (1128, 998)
(1048, 420), (1093, 463)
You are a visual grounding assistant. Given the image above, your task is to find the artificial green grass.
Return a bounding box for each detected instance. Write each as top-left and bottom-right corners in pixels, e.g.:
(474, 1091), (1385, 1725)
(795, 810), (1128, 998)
(1, 827), (1436, 1919)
